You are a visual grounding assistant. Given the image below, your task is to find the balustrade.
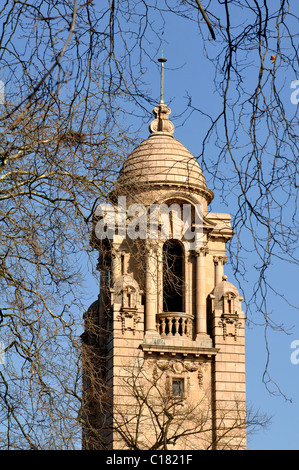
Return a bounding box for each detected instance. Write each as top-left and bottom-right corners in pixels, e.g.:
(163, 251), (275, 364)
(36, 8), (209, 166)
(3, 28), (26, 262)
(156, 312), (193, 338)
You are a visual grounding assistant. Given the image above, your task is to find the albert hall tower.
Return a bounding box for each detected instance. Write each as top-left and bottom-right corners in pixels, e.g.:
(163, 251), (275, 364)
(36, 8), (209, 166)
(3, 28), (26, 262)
(82, 59), (247, 451)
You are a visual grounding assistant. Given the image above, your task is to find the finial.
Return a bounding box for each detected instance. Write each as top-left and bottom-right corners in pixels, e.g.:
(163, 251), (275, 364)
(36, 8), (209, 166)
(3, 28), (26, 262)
(148, 56), (174, 136)
(158, 56), (167, 104)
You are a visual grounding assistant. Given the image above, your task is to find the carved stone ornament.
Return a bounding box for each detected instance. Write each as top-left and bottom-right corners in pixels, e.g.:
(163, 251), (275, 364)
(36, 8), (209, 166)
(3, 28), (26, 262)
(149, 103), (175, 135)
(218, 313), (242, 341)
(117, 309), (141, 335)
(152, 359), (204, 387)
(213, 255), (228, 265)
(113, 274), (142, 308)
(197, 369), (203, 386)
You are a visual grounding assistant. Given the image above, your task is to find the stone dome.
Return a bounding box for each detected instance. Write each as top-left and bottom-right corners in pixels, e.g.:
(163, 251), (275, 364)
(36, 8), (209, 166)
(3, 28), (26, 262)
(115, 102), (213, 203)
(212, 275), (240, 300)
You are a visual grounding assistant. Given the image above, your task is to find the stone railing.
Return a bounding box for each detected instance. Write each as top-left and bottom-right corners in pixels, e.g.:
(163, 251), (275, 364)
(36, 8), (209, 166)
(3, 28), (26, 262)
(156, 312), (194, 338)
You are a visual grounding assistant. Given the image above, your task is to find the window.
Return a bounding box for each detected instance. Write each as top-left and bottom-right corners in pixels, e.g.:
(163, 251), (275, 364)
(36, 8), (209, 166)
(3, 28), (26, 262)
(163, 239), (184, 312)
(172, 378), (184, 398)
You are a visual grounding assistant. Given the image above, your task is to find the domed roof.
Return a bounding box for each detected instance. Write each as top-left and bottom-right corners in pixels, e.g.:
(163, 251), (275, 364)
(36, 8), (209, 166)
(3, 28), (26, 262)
(119, 133), (206, 188)
(213, 275), (240, 299)
(115, 102), (213, 202)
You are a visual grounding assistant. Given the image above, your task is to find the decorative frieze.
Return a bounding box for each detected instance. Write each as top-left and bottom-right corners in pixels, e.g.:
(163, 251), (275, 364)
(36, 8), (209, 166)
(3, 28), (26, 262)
(149, 358), (206, 388)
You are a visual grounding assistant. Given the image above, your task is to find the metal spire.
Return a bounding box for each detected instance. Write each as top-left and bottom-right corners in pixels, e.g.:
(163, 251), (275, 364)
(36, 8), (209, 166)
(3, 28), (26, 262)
(158, 56), (167, 104)
(149, 55), (174, 135)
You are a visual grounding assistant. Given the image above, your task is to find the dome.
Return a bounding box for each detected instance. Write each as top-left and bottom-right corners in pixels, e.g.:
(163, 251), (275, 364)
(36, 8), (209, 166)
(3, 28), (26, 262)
(212, 275), (240, 300)
(119, 133), (206, 188)
(115, 102), (213, 203)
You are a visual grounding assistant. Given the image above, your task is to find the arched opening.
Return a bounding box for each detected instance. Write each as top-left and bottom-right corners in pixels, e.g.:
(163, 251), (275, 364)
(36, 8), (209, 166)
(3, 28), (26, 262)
(163, 239), (184, 313)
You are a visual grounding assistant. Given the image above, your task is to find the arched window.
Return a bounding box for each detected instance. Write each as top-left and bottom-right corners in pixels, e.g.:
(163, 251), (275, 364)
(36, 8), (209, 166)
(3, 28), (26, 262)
(163, 239), (184, 312)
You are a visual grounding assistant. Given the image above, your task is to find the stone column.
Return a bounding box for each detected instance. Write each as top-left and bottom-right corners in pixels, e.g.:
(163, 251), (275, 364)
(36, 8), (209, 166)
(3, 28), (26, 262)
(213, 256), (227, 286)
(195, 246), (212, 346)
(157, 244), (163, 314)
(111, 248), (121, 284)
(123, 252), (128, 275)
(99, 269), (109, 316)
(185, 251), (192, 316)
(195, 247), (207, 335)
(145, 244), (158, 337)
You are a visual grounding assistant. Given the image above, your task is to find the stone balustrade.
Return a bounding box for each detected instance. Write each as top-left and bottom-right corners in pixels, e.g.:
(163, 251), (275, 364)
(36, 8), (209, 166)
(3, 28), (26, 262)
(156, 312), (194, 338)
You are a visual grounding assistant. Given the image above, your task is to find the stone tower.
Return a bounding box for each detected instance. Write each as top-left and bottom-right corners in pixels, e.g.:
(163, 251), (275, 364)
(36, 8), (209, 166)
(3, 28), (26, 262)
(82, 62), (247, 450)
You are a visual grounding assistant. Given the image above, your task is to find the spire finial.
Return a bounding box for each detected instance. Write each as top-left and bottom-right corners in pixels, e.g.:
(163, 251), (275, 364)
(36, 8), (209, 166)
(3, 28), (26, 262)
(158, 56), (167, 104)
(148, 56), (174, 136)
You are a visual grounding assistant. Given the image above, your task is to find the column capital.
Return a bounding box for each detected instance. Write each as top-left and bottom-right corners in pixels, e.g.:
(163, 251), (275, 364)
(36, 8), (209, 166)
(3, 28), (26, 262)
(213, 255), (228, 264)
(194, 246), (209, 257)
(111, 248), (121, 259)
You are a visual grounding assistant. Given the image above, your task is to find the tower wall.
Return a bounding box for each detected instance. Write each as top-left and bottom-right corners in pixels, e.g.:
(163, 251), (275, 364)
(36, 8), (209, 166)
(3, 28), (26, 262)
(210, 278), (247, 449)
